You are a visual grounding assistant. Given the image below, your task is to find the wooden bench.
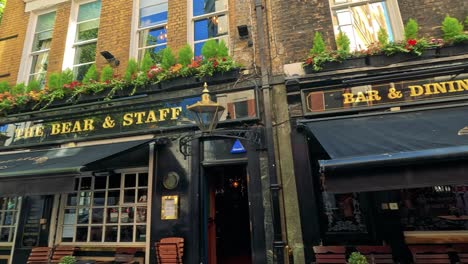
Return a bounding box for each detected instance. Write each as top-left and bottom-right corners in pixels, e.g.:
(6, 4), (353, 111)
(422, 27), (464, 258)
(313, 246), (347, 264)
(50, 246), (76, 264)
(356, 245), (393, 264)
(156, 237), (184, 264)
(27, 247), (53, 264)
(409, 245), (451, 264)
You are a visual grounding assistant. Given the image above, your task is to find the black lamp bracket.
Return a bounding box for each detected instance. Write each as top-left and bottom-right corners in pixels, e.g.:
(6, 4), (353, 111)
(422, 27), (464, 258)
(179, 127), (264, 158)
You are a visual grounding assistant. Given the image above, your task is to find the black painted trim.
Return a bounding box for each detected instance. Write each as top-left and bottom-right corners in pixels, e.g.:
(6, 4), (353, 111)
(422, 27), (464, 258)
(0, 34), (18, 42)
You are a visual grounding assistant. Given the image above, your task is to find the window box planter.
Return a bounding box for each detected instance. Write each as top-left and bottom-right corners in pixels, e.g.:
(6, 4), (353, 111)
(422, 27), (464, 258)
(49, 97), (74, 108)
(140, 83), (161, 94)
(77, 90), (108, 103)
(200, 69), (240, 85)
(438, 42), (468, 57)
(160, 76), (200, 91)
(366, 53), (420, 67)
(322, 57), (367, 71)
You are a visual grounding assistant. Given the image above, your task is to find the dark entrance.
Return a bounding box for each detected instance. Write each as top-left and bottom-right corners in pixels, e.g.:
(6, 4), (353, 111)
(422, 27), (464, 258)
(11, 195), (54, 264)
(205, 165), (252, 264)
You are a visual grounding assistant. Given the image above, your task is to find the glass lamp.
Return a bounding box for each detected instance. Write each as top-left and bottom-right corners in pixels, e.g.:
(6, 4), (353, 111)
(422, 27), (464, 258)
(187, 83), (225, 133)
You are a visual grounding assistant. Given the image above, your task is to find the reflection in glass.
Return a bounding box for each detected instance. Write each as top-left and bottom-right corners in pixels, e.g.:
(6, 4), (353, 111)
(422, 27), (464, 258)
(76, 226), (88, 242)
(78, 208), (89, 224)
(193, 0), (228, 16)
(136, 207), (147, 223)
(105, 226), (118, 242)
(93, 192), (105, 206)
(92, 208), (104, 224)
(120, 226), (133, 242)
(136, 225), (146, 242)
(107, 191), (120, 206)
(90, 227), (102, 242)
(78, 192), (91, 206)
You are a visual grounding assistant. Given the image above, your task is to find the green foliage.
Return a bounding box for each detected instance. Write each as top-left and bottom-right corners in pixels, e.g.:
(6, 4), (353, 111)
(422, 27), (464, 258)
(47, 72), (62, 91)
(161, 47), (176, 70)
(378, 28), (389, 46)
(201, 39), (219, 59)
(11, 83), (25, 95)
(404, 19), (419, 40)
(0, 0), (6, 25)
(26, 80), (41, 92)
(140, 52), (154, 72)
(348, 252), (368, 264)
(218, 40), (229, 58)
(59, 256), (76, 264)
(336, 31), (351, 59)
(310, 32), (326, 55)
(82, 64), (99, 84)
(442, 15), (464, 41)
(465, 16), (468, 28)
(453, 34), (468, 44)
(178, 44), (194, 66)
(124, 59), (138, 82)
(61, 69), (74, 86)
(100, 65), (114, 82)
(0, 81), (10, 93)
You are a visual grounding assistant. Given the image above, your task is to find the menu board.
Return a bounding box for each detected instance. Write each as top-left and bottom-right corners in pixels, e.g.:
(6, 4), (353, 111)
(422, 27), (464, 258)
(21, 198), (43, 247)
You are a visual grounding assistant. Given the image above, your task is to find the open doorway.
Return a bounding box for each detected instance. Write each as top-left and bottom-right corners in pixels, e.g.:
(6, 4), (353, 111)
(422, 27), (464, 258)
(206, 164), (252, 264)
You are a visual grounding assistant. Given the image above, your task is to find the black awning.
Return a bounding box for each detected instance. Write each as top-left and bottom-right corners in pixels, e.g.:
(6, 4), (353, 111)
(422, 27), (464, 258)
(0, 139), (151, 196)
(300, 104), (468, 192)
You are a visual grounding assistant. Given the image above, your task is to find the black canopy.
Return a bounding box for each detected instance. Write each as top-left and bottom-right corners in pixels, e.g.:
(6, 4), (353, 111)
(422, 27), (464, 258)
(301, 104), (468, 193)
(0, 139), (151, 196)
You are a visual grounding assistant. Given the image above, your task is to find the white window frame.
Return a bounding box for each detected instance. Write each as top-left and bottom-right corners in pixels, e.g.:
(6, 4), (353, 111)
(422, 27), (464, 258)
(329, 0), (404, 51)
(17, 8), (57, 85)
(0, 197), (22, 246)
(130, 0), (169, 61)
(57, 168), (149, 246)
(62, 0), (101, 79)
(189, 0), (230, 56)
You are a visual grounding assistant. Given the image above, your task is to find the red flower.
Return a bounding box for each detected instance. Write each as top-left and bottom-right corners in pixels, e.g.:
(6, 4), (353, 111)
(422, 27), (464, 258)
(212, 60), (219, 67)
(305, 57), (314, 65)
(407, 39), (417, 46)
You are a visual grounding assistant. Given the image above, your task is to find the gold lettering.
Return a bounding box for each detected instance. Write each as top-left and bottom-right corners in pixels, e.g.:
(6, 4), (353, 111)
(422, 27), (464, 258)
(441, 81), (457, 92)
(51, 124), (61, 135)
(71, 121), (82, 133)
(342, 93), (355, 104)
(134, 112), (146, 124)
(14, 129), (23, 140)
(456, 80), (468, 91)
(61, 122), (72, 134)
(366, 90), (381, 101)
(431, 83), (447, 94)
(159, 108), (170, 121)
(408, 85), (424, 97)
(145, 110), (157, 123)
(35, 126), (44, 137)
(122, 113), (133, 126)
(423, 84), (434, 95)
(83, 119), (94, 131)
(355, 92), (367, 103)
(171, 107), (182, 120)
(24, 128), (34, 138)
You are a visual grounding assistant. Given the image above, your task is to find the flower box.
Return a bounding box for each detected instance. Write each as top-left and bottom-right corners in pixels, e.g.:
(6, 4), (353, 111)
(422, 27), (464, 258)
(201, 69), (240, 85)
(160, 76), (200, 90)
(366, 53), (420, 67)
(322, 57), (367, 71)
(77, 90), (108, 103)
(49, 97), (73, 108)
(438, 42), (468, 57)
(140, 83), (161, 94)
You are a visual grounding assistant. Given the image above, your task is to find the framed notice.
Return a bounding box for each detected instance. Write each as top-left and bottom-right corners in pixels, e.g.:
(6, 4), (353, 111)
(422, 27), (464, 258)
(161, 196), (178, 220)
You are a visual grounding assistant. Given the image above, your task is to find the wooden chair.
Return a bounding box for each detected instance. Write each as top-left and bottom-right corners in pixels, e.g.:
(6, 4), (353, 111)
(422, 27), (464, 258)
(50, 246), (76, 264)
(452, 244), (468, 263)
(156, 237), (184, 264)
(356, 245), (393, 264)
(313, 246), (347, 264)
(27, 247), (53, 264)
(409, 245), (451, 264)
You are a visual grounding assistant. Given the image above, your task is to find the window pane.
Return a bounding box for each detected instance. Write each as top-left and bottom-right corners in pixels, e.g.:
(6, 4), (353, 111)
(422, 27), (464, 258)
(61, 226), (74, 242)
(76, 19), (99, 41)
(30, 52), (49, 75)
(78, 208), (89, 224)
(194, 14), (228, 41)
(36, 12), (56, 32)
(94, 176), (107, 190)
(78, 0), (101, 22)
(137, 189), (147, 203)
(107, 208), (119, 223)
(136, 225), (146, 242)
(125, 174), (136, 188)
(2, 212), (15, 225)
(81, 177), (92, 190)
(64, 209), (76, 225)
(136, 207), (147, 223)
(108, 174), (121, 189)
(193, 0), (228, 16)
(124, 190), (136, 204)
(105, 226), (117, 242)
(138, 173), (148, 187)
(78, 191), (91, 206)
(76, 226), (88, 242)
(120, 207), (134, 223)
(140, 0), (168, 27)
(107, 191), (120, 206)
(74, 63), (92, 82)
(0, 228), (13, 242)
(139, 26), (167, 47)
(194, 35), (228, 56)
(138, 45), (166, 62)
(90, 227), (102, 242)
(120, 226), (133, 242)
(32, 34), (52, 52)
(67, 194), (77, 206)
(91, 208), (104, 224)
(93, 192), (105, 206)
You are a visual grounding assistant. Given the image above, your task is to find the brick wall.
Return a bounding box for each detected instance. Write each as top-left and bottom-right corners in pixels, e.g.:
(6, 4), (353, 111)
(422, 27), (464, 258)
(167, 0), (188, 52)
(398, 0), (468, 38)
(47, 2), (71, 75)
(0, 0), (29, 85)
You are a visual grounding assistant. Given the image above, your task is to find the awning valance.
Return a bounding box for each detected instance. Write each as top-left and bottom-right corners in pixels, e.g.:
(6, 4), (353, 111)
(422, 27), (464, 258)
(300, 104), (468, 193)
(0, 139), (151, 196)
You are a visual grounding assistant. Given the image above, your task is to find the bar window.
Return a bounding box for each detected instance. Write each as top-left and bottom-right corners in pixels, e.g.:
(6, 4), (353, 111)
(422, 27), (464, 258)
(192, 0), (229, 56)
(59, 172), (148, 243)
(0, 197), (21, 244)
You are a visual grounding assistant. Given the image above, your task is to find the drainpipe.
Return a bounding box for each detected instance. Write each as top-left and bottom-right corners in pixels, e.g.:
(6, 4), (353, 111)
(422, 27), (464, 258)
(254, 0), (285, 263)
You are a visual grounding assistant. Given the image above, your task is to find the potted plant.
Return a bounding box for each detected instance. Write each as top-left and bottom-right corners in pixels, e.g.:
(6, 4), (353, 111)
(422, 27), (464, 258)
(348, 252), (368, 264)
(439, 15), (468, 56)
(303, 32), (335, 72)
(198, 39), (240, 84)
(159, 45), (200, 90)
(59, 256), (76, 264)
(41, 69), (74, 108)
(321, 31), (367, 71)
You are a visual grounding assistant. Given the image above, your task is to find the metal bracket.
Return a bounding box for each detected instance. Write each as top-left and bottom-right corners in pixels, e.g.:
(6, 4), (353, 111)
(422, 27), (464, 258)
(179, 127), (264, 158)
